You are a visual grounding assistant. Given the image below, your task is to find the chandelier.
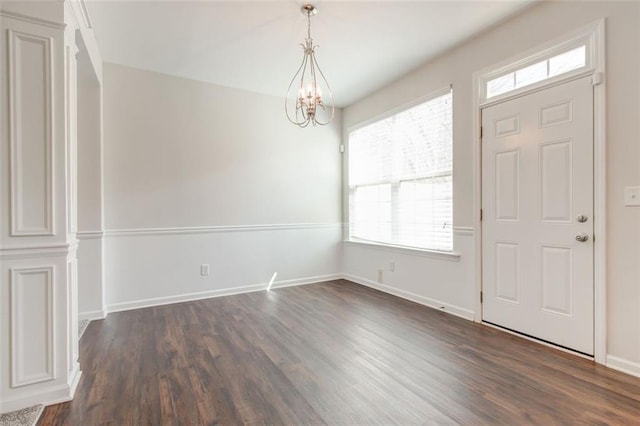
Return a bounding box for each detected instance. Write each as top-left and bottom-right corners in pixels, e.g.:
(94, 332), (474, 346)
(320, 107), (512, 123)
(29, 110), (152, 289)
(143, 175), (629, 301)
(285, 4), (335, 127)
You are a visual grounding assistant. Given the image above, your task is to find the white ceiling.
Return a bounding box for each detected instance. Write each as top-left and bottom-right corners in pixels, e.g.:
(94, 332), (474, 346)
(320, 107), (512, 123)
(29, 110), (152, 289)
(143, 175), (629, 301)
(86, 0), (535, 107)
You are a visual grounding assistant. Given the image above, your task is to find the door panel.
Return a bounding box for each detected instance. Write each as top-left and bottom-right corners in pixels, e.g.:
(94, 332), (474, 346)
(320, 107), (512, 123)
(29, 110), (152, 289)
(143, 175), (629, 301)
(495, 242), (520, 303)
(540, 140), (572, 222)
(495, 149), (520, 221)
(482, 76), (594, 355)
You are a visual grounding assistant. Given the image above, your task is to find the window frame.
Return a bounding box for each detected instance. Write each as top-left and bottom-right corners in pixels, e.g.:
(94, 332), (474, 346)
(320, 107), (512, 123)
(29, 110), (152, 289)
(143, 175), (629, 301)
(479, 28), (597, 106)
(346, 86), (457, 258)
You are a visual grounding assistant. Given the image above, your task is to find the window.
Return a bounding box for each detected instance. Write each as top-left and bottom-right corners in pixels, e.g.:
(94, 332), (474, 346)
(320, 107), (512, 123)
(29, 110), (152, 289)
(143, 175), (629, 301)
(348, 89), (453, 251)
(486, 45), (587, 99)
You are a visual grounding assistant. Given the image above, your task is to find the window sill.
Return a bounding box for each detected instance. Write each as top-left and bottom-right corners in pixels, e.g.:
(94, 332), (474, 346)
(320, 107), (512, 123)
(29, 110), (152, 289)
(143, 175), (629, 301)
(343, 239), (461, 262)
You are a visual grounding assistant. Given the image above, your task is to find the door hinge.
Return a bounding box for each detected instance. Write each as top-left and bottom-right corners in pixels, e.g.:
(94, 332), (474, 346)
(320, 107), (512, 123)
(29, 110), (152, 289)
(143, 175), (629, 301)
(480, 209), (483, 221)
(339, 144), (345, 153)
(480, 291), (483, 303)
(480, 126), (483, 139)
(592, 72), (604, 86)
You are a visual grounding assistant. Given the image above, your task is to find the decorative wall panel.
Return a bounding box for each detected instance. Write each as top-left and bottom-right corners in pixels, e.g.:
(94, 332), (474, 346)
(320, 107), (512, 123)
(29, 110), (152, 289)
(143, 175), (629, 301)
(8, 30), (54, 236)
(10, 266), (55, 387)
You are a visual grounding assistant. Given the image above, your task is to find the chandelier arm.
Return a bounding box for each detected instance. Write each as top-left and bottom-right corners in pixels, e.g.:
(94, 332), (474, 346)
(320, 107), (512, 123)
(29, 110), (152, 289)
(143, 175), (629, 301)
(308, 50), (318, 117)
(310, 54), (335, 126)
(298, 52), (311, 123)
(285, 51), (309, 126)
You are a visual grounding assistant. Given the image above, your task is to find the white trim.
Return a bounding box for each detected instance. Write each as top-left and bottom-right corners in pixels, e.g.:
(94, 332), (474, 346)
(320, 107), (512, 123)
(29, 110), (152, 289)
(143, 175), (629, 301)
(78, 309), (106, 321)
(472, 63), (483, 323)
(347, 85), (452, 134)
(0, 242), (78, 260)
(78, 0), (93, 29)
(0, 370), (80, 414)
(472, 19), (606, 363)
(453, 226), (474, 236)
(107, 274), (343, 314)
(105, 223), (343, 237)
(0, 11), (66, 30)
(343, 240), (460, 262)
(592, 19), (607, 365)
(606, 355), (640, 378)
(76, 231), (104, 240)
(65, 0), (93, 30)
(65, 363), (82, 399)
(343, 274), (474, 321)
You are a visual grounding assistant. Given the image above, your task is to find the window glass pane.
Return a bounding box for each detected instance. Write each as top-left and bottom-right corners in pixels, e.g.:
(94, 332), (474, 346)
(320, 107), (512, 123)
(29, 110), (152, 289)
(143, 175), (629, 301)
(487, 73), (514, 98)
(515, 60), (547, 88)
(352, 184), (391, 243)
(395, 93), (452, 180)
(348, 90), (453, 251)
(348, 117), (393, 186)
(486, 45), (588, 99)
(549, 45), (586, 77)
(399, 176), (452, 251)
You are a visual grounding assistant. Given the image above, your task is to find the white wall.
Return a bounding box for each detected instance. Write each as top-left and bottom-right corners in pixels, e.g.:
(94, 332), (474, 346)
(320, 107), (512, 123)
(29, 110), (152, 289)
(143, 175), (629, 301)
(77, 59), (105, 319)
(102, 63), (343, 309)
(344, 231), (475, 320)
(342, 1), (639, 371)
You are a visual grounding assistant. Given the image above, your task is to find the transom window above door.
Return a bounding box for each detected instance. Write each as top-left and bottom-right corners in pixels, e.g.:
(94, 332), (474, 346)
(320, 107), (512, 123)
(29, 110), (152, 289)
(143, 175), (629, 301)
(487, 45), (586, 98)
(478, 23), (600, 104)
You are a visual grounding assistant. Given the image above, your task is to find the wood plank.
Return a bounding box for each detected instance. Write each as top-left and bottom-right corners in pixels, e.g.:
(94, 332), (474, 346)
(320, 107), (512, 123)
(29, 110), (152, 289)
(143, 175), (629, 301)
(38, 280), (640, 424)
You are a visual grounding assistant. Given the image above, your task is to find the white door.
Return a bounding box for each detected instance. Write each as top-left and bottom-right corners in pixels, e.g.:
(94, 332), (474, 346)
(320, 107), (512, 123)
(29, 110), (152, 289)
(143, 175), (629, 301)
(481, 76), (594, 355)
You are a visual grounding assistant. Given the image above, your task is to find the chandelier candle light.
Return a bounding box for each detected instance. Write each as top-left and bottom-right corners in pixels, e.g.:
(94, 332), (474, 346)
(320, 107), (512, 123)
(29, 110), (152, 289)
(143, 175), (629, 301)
(285, 3), (335, 127)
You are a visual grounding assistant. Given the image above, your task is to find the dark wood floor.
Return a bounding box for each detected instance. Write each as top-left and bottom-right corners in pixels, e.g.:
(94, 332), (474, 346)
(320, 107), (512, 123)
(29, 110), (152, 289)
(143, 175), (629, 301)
(40, 280), (640, 425)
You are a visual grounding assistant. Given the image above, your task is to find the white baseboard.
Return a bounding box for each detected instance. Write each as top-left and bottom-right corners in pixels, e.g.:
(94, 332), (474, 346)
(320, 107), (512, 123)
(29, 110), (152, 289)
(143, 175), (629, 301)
(78, 309), (107, 321)
(606, 355), (640, 378)
(0, 368), (82, 414)
(342, 273), (475, 321)
(271, 274), (343, 289)
(107, 273), (343, 314)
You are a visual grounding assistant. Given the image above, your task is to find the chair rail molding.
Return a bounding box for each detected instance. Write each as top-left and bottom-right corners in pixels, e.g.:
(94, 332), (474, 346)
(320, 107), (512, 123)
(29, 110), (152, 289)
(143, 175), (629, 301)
(104, 222), (343, 237)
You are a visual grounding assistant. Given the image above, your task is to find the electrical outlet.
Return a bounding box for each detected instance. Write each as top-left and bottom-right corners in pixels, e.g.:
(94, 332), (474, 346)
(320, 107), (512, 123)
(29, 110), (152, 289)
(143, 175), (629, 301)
(389, 260), (395, 272)
(624, 186), (640, 206)
(200, 264), (209, 276)
(377, 269), (383, 283)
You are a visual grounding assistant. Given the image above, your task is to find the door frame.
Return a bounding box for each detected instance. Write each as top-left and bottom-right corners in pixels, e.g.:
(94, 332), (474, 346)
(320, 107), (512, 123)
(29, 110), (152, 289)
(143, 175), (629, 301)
(471, 20), (606, 363)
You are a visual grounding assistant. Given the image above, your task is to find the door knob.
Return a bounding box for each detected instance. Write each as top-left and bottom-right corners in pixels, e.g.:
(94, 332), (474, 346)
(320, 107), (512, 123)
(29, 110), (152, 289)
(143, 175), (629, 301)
(575, 233), (589, 242)
(577, 215), (588, 223)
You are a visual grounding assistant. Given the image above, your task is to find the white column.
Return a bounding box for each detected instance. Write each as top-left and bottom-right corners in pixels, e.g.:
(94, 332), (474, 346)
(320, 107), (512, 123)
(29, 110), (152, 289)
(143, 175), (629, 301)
(0, 6), (82, 413)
